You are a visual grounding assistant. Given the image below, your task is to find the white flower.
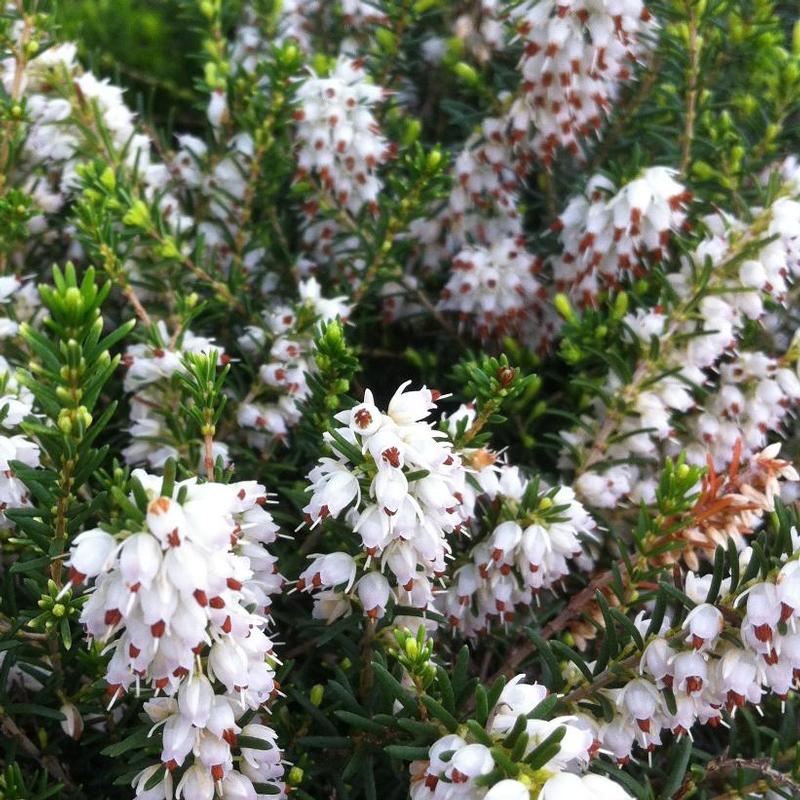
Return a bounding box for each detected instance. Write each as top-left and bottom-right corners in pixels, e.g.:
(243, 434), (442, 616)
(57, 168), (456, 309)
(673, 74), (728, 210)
(220, 773), (257, 800)
(387, 381), (437, 425)
(67, 529), (118, 584)
(177, 672), (214, 727)
(581, 774), (634, 800)
(618, 678), (661, 732)
(491, 674), (548, 732)
(176, 764), (215, 800)
(683, 603), (724, 650)
(348, 390), (383, 435)
(671, 650), (708, 695)
(298, 551), (357, 592)
(132, 765), (174, 800)
(540, 772), (592, 800)
(448, 743), (494, 783)
(356, 571), (391, 618)
(485, 780), (530, 800)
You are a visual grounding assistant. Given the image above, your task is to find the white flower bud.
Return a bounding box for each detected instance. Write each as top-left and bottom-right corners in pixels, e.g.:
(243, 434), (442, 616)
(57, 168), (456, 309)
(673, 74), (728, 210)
(59, 702), (83, 741)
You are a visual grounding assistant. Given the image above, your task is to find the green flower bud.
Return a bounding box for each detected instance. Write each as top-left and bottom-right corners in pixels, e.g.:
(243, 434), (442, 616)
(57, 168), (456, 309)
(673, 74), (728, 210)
(122, 199), (151, 229)
(426, 147), (443, 172)
(310, 684), (324, 706)
(287, 767), (304, 785)
(99, 166), (116, 191)
(553, 293), (576, 323)
(453, 62), (479, 86)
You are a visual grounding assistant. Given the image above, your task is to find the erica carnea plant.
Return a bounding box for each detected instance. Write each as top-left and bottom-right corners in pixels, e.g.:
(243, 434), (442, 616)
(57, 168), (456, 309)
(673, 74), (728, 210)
(1, 1), (800, 799)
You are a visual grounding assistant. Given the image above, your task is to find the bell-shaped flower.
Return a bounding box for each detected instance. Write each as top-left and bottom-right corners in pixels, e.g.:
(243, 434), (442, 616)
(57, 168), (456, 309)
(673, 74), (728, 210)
(119, 533), (163, 590)
(490, 675), (547, 733)
(176, 763), (215, 800)
(220, 772), (257, 800)
(239, 723), (279, 768)
(485, 780), (530, 800)
(447, 743), (494, 784)
(671, 650), (708, 695)
(177, 672), (214, 727)
(372, 468), (408, 516)
(298, 551), (357, 592)
(486, 520), (523, 567)
(146, 496), (188, 548)
(683, 603), (724, 650)
(132, 764), (174, 800)
(387, 381), (436, 425)
(209, 638), (251, 694)
(641, 638), (672, 686)
(356, 572), (391, 618)
(160, 713), (194, 768)
(346, 390), (383, 436)
(68, 528), (118, 583)
(776, 560), (800, 621)
(618, 678), (661, 733)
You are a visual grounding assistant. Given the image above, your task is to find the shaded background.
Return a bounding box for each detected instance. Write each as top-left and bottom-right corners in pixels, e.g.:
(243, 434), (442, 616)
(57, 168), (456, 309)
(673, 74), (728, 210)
(55, 0), (206, 126)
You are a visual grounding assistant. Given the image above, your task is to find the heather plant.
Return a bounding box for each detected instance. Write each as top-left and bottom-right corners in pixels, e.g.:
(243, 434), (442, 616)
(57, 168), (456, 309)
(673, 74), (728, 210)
(1, 1), (800, 799)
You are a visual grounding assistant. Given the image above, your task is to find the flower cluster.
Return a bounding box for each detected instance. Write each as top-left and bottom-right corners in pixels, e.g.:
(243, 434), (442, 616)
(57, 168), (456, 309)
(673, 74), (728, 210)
(237, 277), (351, 448)
(298, 383), (472, 621)
(67, 470), (285, 798)
(595, 537), (800, 765)
(439, 236), (544, 339)
(410, 675), (632, 799)
(0, 356), (39, 528)
(439, 459), (598, 636)
(294, 57), (390, 216)
(2, 41), (174, 244)
(409, 118), (524, 277)
(551, 168), (690, 306)
(169, 133), (259, 271)
(566, 176), (800, 510)
(510, 0), (657, 165)
(122, 324), (225, 469)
